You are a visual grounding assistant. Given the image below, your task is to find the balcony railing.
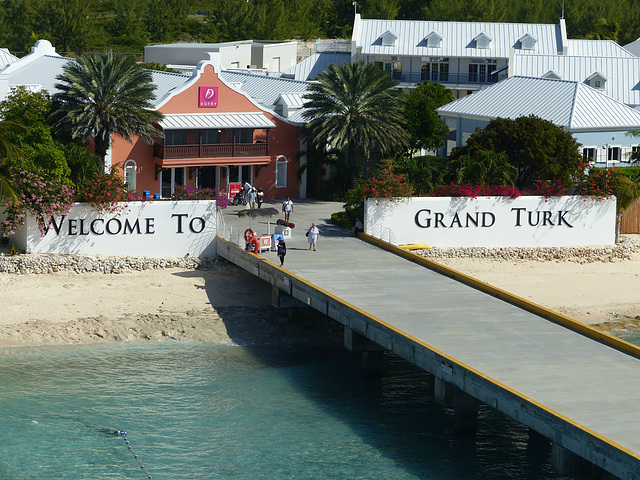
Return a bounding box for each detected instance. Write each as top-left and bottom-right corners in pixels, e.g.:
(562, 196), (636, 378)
(154, 142), (268, 159)
(388, 72), (500, 86)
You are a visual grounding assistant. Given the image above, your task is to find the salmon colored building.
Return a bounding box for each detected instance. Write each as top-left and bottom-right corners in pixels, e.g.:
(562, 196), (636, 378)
(111, 58), (308, 199)
(0, 42), (310, 200)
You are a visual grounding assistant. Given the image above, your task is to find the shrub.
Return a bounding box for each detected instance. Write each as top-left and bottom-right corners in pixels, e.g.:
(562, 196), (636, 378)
(431, 183), (521, 198)
(73, 171), (129, 214)
(1, 171), (74, 236)
(171, 185), (230, 208)
(330, 211), (351, 230)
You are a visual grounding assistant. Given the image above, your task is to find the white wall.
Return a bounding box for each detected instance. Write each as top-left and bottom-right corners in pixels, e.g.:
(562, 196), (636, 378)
(16, 201), (219, 257)
(365, 196), (616, 247)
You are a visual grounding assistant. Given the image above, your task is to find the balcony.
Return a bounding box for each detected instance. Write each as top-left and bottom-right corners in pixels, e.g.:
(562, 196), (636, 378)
(154, 142), (268, 159)
(390, 72), (500, 86)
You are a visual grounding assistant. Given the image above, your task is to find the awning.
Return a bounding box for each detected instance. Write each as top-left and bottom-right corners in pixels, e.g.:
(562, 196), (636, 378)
(160, 112), (276, 130)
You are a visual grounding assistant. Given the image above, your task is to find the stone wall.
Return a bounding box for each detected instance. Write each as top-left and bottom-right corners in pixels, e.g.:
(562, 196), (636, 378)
(0, 254), (216, 275)
(416, 235), (639, 263)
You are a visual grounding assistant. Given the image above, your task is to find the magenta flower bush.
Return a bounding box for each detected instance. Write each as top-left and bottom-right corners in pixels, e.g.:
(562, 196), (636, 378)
(171, 184), (230, 209)
(1, 171), (74, 236)
(74, 171), (129, 214)
(430, 183), (522, 199)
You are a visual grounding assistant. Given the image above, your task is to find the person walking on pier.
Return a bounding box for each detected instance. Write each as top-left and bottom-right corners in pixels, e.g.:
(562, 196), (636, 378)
(276, 238), (287, 266)
(307, 222), (319, 251)
(282, 196), (294, 222)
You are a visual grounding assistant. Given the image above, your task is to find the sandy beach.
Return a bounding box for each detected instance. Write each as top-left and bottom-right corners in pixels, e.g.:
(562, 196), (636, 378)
(1, 239), (639, 346)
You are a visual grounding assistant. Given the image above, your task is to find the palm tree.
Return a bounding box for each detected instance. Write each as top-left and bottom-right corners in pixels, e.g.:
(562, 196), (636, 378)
(302, 60), (409, 189)
(0, 120), (27, 200)
(52, 50), (163, 168)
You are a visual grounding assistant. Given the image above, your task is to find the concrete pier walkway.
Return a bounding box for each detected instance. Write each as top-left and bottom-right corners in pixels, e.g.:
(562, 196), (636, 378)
(217, 200), (640, 479)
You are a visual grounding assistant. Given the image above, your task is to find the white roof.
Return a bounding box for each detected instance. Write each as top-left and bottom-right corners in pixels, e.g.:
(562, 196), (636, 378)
(353, 14), (563, 59)
(623, 37), (640, 57)
(0, 48), (18, 69)
(282, 52), (350, 81)
(160, 112), (275, 130)
(437, 76), (640, 130)
(509, 52), (640, 107)
(277, 92), (306, 109)
(219, 70), (311, 109)
(566, 39), (634, 58)
(0, 39), (312, 124)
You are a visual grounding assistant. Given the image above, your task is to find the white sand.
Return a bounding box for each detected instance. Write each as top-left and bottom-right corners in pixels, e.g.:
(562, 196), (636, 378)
(1, 249), (639, 346)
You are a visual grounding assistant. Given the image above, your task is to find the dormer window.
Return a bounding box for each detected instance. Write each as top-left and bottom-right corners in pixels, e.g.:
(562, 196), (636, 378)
(519, 33), (537, 50)
(425, 31), (443, 48)
(474, 32), (492, 49)
(542, 70), (561, 80)
(380, 29), (398, 47)
(586, 72), (607, 90)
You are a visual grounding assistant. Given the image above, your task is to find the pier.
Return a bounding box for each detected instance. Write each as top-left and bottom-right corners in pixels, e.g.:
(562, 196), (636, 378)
(217, 200), (640, 479)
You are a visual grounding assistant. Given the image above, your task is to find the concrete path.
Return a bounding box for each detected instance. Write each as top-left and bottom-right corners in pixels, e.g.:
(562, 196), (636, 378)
(219, 199), (640, 478)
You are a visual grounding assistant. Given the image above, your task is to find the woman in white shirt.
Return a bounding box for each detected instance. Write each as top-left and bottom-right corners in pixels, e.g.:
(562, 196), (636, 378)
(307, 222), (319, 251)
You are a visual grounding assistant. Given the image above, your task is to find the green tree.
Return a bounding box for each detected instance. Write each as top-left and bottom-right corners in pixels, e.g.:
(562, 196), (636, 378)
(108, 0), (149, 52)
(204, 0), (253, 42)
(404, 81), (454, 154)
(0, 0), (39, 55)
(52, 50), (164, 168)
(302, 60), (409, 189)
(362, 0), (401, 19)
(446, 150), (518, 186)
(0, 88), (70, 184)
(0, 120), (26, 200)
(144, 0), (189, 43)
(394, 155), (448, 195)
(37, 0), (91, 54)
(451, 116), (584, 190)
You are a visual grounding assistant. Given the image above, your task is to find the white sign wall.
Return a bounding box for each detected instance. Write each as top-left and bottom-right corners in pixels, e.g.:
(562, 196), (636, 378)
(365, 196), (616, 247)
(14, 201), (219, 257)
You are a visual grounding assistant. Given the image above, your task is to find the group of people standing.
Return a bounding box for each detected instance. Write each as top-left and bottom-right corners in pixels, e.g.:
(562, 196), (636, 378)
(243, 181), (264, 209)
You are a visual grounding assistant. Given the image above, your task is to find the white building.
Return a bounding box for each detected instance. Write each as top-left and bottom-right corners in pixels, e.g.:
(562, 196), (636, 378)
(506, 42), (640, 108)
(350, 13), (569, 97)
(437, 75), (640, 165)
(144, 40), (298, 75)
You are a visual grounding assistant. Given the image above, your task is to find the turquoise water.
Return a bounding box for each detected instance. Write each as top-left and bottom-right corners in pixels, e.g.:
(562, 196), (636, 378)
(0, 340), (605, 479)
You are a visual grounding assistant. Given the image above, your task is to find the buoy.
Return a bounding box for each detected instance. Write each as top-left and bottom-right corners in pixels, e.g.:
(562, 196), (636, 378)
(244, 228), (255, 242)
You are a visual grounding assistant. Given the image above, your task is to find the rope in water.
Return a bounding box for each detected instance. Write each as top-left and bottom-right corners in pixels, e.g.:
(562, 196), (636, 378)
(117, 430), (152, 479)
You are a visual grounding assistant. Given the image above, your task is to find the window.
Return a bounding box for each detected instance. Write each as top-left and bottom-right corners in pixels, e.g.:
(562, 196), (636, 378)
(421, 59), (449, 82)
(228, 165), (252, 184)
(425, 32), (442, 48)
(380, 31), (397, 46)
(469, 60), (496, 83)
(582, 147), (596, 160)
(124, 159), (137, 191)
(375, 61), (402, 80)
(231, 129), (254, 143)
(474, 33), (492, 49)
(198, 130), (220, 144)
(161, 167), (185, 198)
(275, 155), (287, 188)
(632, 145), (640, 163)
(165, 130), (186, 146)
(608, 147), (621, 163)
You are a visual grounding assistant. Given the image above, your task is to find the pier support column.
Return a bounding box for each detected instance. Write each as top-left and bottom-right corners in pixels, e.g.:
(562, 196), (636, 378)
(550, 443), (606, 479)
(433, 377), (479, 434)
(344, 327), (386, 377)
(271, 286), (305, 309)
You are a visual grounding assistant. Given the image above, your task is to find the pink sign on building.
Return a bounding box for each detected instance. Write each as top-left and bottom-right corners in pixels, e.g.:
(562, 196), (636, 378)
(199, 86), (218, 107)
